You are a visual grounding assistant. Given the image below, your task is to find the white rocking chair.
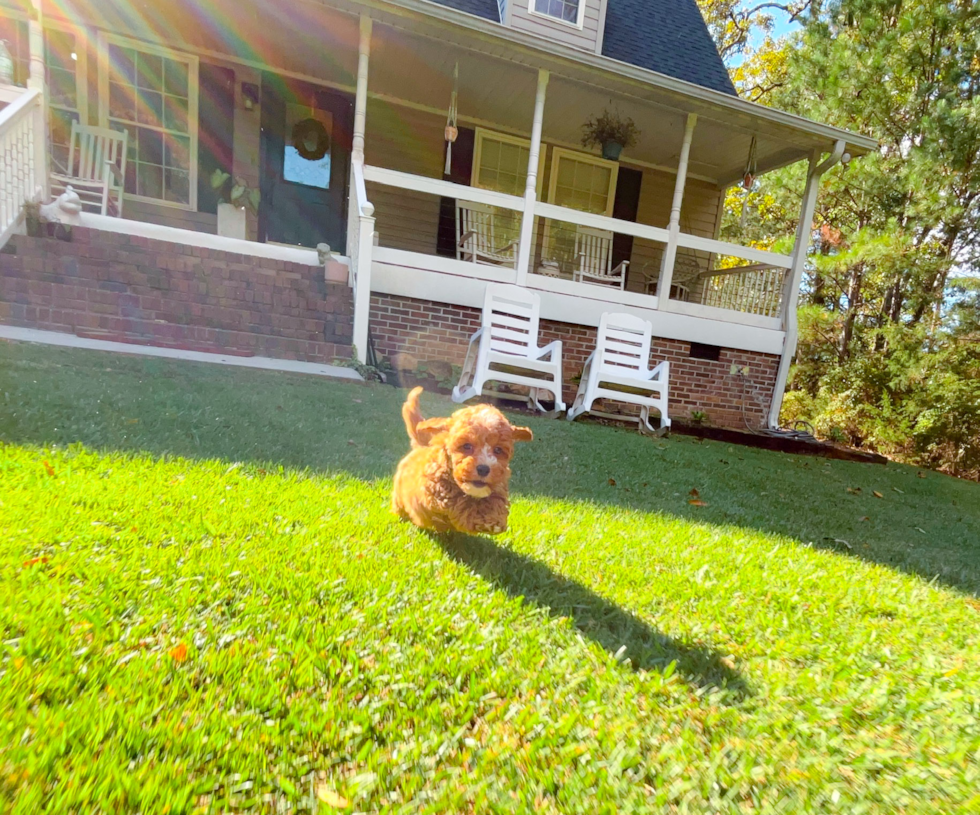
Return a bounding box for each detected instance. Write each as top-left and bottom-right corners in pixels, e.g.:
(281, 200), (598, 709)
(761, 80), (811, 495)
(572, 226), (628, 289)
(49, 123), (127, 217)
(453, 283), (566, 414)
(456, 202), (518, 267)
(567, 311), (671, 435)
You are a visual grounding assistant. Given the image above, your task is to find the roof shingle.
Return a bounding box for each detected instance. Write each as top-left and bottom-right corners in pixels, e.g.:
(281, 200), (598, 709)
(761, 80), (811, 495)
(425, 0), (735, 96)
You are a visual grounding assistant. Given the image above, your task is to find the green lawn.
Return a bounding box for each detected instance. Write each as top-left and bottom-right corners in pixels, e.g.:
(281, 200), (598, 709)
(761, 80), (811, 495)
(1, 342), (979, 814)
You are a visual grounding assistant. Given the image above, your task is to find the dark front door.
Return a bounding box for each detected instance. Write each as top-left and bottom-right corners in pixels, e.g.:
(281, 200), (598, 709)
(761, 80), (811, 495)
(259, 75), (353, 252)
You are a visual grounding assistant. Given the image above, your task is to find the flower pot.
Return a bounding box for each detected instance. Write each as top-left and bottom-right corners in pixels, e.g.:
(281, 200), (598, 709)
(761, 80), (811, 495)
(601, 141), (624, 161)
(217, 202), (247, 240)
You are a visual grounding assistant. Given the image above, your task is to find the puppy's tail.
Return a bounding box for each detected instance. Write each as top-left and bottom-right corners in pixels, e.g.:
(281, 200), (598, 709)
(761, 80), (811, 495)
(403, 386), (426, 448)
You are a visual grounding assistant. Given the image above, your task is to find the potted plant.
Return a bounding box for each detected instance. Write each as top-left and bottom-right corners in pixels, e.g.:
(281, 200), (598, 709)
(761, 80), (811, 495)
(581, 109), (640, 161)
(211, 169), (260, 240)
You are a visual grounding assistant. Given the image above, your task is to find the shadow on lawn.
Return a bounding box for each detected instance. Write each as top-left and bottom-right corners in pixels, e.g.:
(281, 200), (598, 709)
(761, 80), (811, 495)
(2, 343), (979, 597)
(432, 531), (749, 700)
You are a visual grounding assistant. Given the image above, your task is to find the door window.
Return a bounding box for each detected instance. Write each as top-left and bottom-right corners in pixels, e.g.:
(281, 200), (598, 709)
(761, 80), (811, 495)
(283, 103), (332, 189)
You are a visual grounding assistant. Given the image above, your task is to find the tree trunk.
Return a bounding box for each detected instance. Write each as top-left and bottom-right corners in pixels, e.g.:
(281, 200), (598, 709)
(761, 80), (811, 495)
(839, 264), (863, 361)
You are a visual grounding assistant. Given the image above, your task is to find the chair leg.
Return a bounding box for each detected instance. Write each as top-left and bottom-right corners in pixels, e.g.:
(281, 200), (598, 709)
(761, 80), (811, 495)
(452, 343), (480, 403)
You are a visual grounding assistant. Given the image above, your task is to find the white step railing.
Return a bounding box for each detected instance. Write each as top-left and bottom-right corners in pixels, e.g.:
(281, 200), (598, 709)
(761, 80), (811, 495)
(0, 88), (47, 246)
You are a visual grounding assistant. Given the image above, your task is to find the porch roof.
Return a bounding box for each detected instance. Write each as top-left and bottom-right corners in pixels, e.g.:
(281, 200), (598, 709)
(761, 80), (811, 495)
(353, 0), (877, 184)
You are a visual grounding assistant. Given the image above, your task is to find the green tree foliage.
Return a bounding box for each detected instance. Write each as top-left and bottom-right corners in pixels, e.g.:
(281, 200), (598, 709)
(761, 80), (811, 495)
(701, 0), (980, 478)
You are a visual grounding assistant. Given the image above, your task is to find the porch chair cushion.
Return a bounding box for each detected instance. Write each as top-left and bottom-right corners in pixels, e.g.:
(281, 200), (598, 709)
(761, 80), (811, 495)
(452, 283), (566, 414)
(567, 311), (670, 434)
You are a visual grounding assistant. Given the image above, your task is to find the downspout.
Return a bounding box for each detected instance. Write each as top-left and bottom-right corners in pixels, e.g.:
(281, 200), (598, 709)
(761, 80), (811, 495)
(768, 140), (846, 429)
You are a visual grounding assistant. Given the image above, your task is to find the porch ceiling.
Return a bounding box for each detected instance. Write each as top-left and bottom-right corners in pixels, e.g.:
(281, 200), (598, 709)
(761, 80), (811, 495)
(348, 0), (876, 186)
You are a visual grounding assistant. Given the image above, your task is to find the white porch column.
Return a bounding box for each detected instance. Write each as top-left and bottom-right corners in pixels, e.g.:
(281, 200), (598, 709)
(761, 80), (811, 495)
(351, 15), (372, 164)
(28, 0), (49, 201)
(656, 113), (697, 310)
(515, 69), (549, 287)
(768, 141), (845, 428)
(349, 14), (374, 364)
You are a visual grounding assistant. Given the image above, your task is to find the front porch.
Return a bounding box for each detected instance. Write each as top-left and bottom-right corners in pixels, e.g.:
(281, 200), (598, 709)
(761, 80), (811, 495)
(0, 0), (874, 429)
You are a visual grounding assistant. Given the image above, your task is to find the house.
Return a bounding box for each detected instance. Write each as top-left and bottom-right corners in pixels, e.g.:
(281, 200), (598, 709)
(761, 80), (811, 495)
(0, 0), (875, 429)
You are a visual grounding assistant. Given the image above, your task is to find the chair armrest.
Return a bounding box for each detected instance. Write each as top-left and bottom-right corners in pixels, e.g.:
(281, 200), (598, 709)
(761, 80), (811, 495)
(104, 159), (124, 186)
(532, 339), (562, 362)
(466, 327), (485, 346)
(458, 229), (476, 247)
(611, 260), (630, 275)
(640, 359), (669, 381)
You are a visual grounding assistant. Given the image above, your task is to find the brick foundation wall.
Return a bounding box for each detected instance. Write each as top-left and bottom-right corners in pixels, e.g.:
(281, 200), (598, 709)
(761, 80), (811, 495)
(370, 293), (780, 429)
(0, 228), (353, 362)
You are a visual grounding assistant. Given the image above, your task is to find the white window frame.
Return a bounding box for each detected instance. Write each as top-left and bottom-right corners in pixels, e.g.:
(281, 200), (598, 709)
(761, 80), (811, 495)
(543, 146), (620, 264)
(44, 21), (89, 173)
(528, 0), (587, 29)
(471, 127), (545, 198)
(97, 32), (199, 211)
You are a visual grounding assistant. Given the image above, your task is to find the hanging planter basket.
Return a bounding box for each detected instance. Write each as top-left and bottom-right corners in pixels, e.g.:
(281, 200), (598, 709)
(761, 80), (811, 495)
(291, 118), (330, 161)
(602, 141), (624, 161)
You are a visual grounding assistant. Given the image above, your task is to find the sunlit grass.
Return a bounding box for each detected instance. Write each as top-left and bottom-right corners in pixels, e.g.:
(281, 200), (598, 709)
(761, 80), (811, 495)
(1, 343), (979, 813)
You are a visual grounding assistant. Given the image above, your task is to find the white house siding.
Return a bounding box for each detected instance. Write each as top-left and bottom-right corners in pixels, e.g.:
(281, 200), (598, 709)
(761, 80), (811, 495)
(363, 99), (446, 255)
(625, 168), (722, 300)
(508, 0), (602, 53)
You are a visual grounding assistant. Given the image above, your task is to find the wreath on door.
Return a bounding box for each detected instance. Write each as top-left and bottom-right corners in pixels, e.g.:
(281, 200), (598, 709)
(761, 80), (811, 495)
(291, 118), (330, 161)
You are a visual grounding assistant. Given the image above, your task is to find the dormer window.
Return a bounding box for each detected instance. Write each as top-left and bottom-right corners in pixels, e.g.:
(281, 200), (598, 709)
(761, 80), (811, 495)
(530, 0), (585, 27)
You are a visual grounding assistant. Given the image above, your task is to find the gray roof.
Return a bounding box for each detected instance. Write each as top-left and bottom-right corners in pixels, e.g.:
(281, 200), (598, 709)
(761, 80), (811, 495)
(425, 0), (736, 96)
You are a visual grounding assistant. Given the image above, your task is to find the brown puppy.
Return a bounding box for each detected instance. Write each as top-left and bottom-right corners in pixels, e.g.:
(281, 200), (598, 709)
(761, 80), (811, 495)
(392, 387), (533, 535)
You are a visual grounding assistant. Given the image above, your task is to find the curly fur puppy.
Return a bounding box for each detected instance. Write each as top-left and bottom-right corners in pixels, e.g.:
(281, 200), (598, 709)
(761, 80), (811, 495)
(392, 387), (533, 535)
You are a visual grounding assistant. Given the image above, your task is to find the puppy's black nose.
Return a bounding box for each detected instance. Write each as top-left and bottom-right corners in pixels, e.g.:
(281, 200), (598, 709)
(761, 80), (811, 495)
(476, 464), (490, 477)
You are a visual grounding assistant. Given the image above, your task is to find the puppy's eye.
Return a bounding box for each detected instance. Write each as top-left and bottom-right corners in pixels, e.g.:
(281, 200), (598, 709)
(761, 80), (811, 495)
(461, 443), (474, 453)
(493, 446), (506, 456)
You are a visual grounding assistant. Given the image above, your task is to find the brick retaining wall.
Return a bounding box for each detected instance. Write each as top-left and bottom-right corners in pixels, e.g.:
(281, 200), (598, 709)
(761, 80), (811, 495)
(0, 228), (353, 362)
(370, 293), (780, 429)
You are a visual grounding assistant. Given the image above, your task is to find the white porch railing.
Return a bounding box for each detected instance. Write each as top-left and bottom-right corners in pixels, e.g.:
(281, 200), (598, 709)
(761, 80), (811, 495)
(0, 88), (47, 247)
(348, 161), (377, 364)
(700, 265), (787, 319)
(358, 163), (795, 330)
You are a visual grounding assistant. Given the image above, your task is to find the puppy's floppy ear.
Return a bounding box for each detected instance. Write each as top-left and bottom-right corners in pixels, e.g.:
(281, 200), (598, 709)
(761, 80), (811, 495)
(415, 417), (451, 446)
(510, 425), (533, 442)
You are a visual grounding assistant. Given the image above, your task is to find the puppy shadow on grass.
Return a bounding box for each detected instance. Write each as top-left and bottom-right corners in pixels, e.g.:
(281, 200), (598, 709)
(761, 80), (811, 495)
(429, 530), (750, 702)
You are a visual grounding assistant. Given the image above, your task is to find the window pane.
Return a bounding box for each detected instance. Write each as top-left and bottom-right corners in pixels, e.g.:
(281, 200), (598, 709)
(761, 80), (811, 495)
(49, 67), (77, 109)
(109, 82), (136, 122)
(137, 127), (163, 165)
(163, 94), (189, 133)
(137, 90), (163, 126)
(136, 52), (163, 91)
(164, 58), (188, 98)
(165, 168), (190, 204)
(165, 134), (190, 170)
(137, 163), (163, 199)
(109, 45), (136, 84)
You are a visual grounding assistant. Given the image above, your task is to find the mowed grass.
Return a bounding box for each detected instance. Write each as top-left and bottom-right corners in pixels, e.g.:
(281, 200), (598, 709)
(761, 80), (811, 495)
(1, 342), (979, 814)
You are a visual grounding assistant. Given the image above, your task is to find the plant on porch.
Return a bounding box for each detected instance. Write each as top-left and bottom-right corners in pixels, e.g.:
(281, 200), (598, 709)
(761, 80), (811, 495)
(581, 109), (640, 161)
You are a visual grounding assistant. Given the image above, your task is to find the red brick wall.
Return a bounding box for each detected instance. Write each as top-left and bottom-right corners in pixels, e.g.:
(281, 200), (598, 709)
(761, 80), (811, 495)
(370, 293), (780, 429)
(0, 228), (353, 362)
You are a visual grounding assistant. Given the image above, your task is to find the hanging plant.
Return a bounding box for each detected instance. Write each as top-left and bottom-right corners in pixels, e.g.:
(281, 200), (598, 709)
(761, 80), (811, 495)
(581, 109), (640, 161)
(291, 118), (331, 161)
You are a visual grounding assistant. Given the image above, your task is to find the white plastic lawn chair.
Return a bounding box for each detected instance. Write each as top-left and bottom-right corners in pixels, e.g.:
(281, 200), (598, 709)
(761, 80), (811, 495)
(572, 226), (627, 289)
(567, 311), (671, 434)
(49, 123), (127, 217)
(453, 283), (566, 414)
(456, 202), (518, 267)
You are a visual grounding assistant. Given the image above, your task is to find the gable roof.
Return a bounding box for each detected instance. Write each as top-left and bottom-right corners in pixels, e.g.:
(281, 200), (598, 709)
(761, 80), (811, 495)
(425, 0), (736, 96)
(601, 0), (736, 95)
